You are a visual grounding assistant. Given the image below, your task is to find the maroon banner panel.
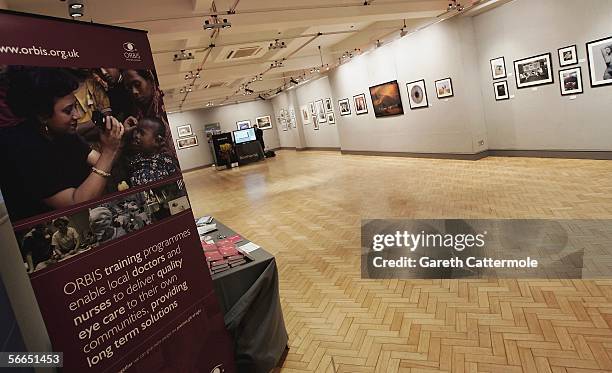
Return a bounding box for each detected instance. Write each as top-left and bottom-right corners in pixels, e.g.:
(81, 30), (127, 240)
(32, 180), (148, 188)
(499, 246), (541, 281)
(0, 10), (235, 373)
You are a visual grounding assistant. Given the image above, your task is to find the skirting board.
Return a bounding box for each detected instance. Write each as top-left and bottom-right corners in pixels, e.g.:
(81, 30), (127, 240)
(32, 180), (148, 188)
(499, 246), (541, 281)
(487, 150), (612, 160)
(341, 150), (488, 161)
(296, 147), (342, 152)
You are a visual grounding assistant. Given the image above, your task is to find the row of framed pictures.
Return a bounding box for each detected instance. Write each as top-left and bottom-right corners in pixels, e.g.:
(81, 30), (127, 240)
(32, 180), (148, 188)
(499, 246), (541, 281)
(299, 98), (336, 130)
(236, 115), (273, 130)
(335, 77), (454, 119)
(174, 124), (199, 150)
(489, 35), (612, 98)
(493, 65), (585, 100)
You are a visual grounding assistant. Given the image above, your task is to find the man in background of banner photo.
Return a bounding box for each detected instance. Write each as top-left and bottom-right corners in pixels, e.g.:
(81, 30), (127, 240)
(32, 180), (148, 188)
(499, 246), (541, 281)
(0, 9), (235, 373)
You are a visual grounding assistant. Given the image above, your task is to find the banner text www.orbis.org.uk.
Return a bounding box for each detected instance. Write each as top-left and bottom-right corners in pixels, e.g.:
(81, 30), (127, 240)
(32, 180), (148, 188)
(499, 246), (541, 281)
(0, 45), (80, 60)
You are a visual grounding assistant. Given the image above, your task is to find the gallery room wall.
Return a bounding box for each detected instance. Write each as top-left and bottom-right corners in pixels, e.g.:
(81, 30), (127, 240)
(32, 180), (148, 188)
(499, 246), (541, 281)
(329, 17), (488, 155)
(167, 100), (280, 170)
(474, 0), (612, 151)
(271, 89), (303, 149)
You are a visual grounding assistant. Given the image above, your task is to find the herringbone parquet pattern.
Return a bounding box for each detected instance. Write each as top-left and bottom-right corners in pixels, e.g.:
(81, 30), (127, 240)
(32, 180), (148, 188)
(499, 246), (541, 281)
(183, 150), (612, 373)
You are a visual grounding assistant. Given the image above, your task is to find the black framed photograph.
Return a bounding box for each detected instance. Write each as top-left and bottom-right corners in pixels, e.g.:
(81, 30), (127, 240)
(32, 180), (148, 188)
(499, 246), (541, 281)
(353, 94), (368, 115)
(493, 80), (509, 101)
(338, 98), (351, 116)
(300, 105), (311, 125)
(313, 115), (319, 130)
(324, 98), (333, 112)
(406, 79), (429, 109)
(327, 112), (335, 124)
(513, 53), (554, 89)
(559, 67), (583, 96)
(434, 78), (454, 99)
(176, 135), (198, 149)
(315, 99), (327, 123)
(586, 36), (612, 87)
(309, 102), (315, 115)
(255, 115), (272, 130)
(236, 120), (251, 130)
(176, 124), (193, 138)
(558, 45), (578, 66)
(490, 57), (507, 80)
(368, 80), (404, 117)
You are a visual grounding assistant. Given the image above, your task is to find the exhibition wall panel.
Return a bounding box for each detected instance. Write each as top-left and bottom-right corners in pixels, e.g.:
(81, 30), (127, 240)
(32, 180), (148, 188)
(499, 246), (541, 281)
(474, 0), (612, 150)
(271, 90), (303, 149)
(294, 77), (341, 149)
(329, 17), (487, 154)
(168, 100), (280, 170)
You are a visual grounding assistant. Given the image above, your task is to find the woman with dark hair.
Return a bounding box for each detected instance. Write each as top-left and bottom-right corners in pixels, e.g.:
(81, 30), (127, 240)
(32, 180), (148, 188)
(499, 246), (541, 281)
(0, 67), (125, 221)
(123, 69), (165, 119)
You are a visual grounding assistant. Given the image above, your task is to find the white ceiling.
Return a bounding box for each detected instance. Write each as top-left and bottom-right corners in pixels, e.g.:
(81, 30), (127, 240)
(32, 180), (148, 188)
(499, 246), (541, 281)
(4, 0), (503, 112)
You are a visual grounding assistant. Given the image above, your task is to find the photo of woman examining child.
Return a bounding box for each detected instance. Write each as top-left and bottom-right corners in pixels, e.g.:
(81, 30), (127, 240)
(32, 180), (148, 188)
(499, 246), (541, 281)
(0, 65), (179, 222)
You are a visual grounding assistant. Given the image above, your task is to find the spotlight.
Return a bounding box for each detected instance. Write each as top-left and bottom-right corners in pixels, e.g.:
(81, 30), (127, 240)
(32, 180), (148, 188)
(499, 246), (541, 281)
(268, 39), (287, 50)
(203, 18), (232, 30)
(173, 50), (194, 61)
(375, 40), (382, 48)
(290, 78), (299, 85)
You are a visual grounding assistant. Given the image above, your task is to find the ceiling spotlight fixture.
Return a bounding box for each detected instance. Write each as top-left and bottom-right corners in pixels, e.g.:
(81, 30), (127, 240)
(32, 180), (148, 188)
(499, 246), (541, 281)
(447, 0), (464, 11)
(290, 78), (299, 85)
(400, 19), (408, 37)
(375, 40), (383, 48)
(270, 60), (284, 68)
(203, 18), (232, 30)
(268, 39), (287, 50)
(173, 50), (194, 62)
(206, 101), (213, 107)
(67, 0), (85, 18)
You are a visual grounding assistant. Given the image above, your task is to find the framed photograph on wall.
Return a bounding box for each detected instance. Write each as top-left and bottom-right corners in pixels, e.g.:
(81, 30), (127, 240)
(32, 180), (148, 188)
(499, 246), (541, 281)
(513, 53), (554, 89)
(327, 112), (335, 124)
(490, 57), (507, 80)
(368, 80), (404, 117)
(434, 78), (454, 99)
(353, 93), (368, 115)
(309, 102), (315, 115)
(176, 135), (198, 149)
(300, 105), (311, 124)
(324, 98), (333, 112)
(558, 45), (578, 66)
(313, 115), (319, 130)
(493, 80), (510, 101)
(315, 99), (327, 123)
(559, 66), (584, 96)
(255, 115), (273, 130)
(406, 79), (429, 109)
(176, 124), (193, 138)
(236, 120), (251, 130)
(338, 98), (351, 116)
(586, 36), (612, 87)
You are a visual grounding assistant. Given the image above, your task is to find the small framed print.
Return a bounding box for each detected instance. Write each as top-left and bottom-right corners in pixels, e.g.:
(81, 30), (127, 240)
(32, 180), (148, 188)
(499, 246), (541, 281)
(236, 120), (251, 130)
(493, 80), (509, 101)
(176, 124), (193, 137)
(406, 79), (429, 109)
(255, 115), (272, 130)
(313, 115), (319, 130)
(490, 57), (507, 80)
(514, 53), (554, 89)
(434, 78), (454, 99)
(177, 135), (198, 149)
(309, 102), (315, 115)
(300, 105), (311, 125)
(559, 66), (583, 96)
(315, 99), (327, 123)
(353, 94), (368, 115)
(558, 45), (578, 66)
(586, 35), (612, 88)
(324, 98), (333, 112)
(338, 98), (351, 116)
(327, 111), (335, 124)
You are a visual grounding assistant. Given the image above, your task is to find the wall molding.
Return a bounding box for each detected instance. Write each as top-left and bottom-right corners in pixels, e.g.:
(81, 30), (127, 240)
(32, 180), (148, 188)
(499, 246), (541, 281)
(296, 147), (342, 152)
(340, 150), (488, 161)
(487, 149), (612, 160)
(182, 163), (213, 173)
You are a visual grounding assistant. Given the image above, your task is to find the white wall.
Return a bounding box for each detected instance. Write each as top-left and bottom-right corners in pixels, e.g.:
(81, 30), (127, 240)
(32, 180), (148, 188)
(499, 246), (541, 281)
(167, 100), (279, 170)
(270, 90), (302, 148)
(474, 0), (612, 150)
(329, 17), (487, 154)
(294, 77), (341, 148)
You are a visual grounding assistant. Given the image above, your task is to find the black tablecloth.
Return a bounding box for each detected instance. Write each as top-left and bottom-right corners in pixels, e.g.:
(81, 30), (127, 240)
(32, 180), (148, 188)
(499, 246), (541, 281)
(205, 220), (288, 373)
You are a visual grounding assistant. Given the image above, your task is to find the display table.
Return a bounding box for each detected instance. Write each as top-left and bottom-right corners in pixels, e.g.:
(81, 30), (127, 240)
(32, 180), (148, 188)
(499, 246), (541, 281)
(203, 219), (288, 373)
(234, 141), (264, 165)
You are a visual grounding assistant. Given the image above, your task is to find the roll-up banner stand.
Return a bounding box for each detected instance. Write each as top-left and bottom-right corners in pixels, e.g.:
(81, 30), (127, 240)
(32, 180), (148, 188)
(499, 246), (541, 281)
(0, 10), (235, 373)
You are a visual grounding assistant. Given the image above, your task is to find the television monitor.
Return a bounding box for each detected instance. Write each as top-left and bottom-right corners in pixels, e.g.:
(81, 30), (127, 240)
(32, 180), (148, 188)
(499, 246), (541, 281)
(233, 128), (256, 144)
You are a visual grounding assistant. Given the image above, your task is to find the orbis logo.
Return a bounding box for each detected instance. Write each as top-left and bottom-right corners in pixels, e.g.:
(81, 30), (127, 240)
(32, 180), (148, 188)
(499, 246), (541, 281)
(123, 41), (141, 61)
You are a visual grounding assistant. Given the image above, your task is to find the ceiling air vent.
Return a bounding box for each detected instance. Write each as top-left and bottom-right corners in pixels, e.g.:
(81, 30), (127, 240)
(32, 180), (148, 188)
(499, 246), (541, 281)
(203, 82), (226, 89)
(226, 46), (262, 60)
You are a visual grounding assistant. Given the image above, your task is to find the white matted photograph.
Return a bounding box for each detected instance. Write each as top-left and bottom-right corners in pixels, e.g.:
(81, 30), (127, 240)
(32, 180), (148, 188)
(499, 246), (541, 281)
(338, 98), (351, 116)
(176, 124), (193, 138)
(559, 67), (583, 96)
(327, 111), (335, 124)
(177, 135), (198, 149)
(558, 45), (578, 67)
(586, 36), (612, 87)
(315, 99), (327, 123)
(406, 79), (429, 109)
(493, 80), (510, 101)
(324, 98), (333, 112)
(255, 115), (272, 130)
(490, 57), (507, 80)
(513, 53), (554, 89)
(300, 105), (311, 124)
(236, 120), (251, 130)
(435, 78), (454, 99)
(353, 94), (368, 115)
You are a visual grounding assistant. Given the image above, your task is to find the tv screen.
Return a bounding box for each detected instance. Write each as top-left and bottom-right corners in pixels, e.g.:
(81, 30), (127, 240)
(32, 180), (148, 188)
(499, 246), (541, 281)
(233, 128), (256, 144)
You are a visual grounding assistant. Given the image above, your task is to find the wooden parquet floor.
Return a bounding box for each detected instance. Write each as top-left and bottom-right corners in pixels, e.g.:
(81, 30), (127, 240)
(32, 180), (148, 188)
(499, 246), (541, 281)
(183, 150), (612, 373)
